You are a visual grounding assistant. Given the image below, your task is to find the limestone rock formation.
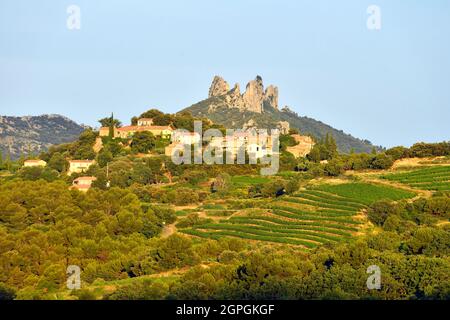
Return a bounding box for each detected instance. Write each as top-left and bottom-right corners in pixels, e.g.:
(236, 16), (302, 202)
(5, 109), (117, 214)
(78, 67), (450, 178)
(286, 135), (315, 158)
(276, 121), (290, 134)
(206, 75), (282, 114)
(242, 76), (265, 113)
(224, 83), (245, 111)
(264, 85), (279, 109)
(208, 76), (230, 98)
(185, 76), (381, 153)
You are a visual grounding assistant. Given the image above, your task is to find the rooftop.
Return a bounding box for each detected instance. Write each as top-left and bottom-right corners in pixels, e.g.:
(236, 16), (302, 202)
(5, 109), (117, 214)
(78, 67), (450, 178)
(69, 160), (95, 164)
(73, 176), (97, 182)
(117, 125), (173, 132)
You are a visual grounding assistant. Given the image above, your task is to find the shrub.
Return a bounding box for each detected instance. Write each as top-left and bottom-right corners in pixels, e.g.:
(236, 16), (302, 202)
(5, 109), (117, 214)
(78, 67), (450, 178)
(176, 213), (213, 228)
(367, 200), (402, 226)
(164, 187), (200, 205)
(370, 153), (394, 170)
(425, 197), (450, 217)
(48, 152), (68, 172)
(324, 159), (345, 176)
(218, 250), (239, 263)
(18, 166), (59, 182)
(148, 205), (177, 224)
(130, 131), (156, 154)
(180, 170), (208, 185)
(211, 173), (232, 194)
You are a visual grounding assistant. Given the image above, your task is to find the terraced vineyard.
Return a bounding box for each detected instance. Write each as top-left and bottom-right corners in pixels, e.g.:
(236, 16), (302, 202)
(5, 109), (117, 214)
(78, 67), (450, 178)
(381, 166), (450, 191)
(200, 203), (238, 217)
(180, 182), (416, 248)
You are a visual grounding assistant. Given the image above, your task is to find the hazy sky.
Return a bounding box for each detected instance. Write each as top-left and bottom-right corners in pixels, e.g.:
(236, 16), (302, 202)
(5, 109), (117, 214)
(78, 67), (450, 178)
(1, 0), (449, 148)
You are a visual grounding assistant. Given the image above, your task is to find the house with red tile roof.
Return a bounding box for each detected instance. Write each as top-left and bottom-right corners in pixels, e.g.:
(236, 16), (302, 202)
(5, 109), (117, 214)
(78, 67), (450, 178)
(72, 176), (97, 192)
(99, 125), (173, 139)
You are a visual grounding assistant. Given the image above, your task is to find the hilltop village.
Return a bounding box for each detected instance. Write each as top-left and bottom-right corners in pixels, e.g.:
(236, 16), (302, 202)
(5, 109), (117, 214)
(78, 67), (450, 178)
(22, 113), (315, 191)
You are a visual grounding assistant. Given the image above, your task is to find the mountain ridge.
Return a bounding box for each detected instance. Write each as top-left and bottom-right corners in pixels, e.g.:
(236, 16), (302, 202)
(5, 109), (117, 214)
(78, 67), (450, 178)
(0, 114), (86, 159)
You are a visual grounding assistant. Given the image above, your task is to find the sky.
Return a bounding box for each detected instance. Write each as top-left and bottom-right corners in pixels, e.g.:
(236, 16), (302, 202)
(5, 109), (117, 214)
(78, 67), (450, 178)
(0, 0), (449, 148)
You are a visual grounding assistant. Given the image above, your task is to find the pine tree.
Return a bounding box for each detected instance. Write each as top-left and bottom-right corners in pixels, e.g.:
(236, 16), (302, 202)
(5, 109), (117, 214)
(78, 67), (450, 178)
(323, 133), (338, 160)
(325, 133), (331, 149)
(109, 112), (115, 138)
(328, 134), (338, 159)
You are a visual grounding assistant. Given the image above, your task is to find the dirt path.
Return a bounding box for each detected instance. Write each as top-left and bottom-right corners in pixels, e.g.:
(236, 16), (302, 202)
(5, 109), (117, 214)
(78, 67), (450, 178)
(161, 223), (177, 238)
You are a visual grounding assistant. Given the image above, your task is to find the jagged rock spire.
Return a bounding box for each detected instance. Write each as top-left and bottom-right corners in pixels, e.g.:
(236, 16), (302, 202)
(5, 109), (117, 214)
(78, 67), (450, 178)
(208, 75), (280, 114)
(242, 76), (265, 113)
(264, 85), (279, 109)
(208, 76), (230, 98)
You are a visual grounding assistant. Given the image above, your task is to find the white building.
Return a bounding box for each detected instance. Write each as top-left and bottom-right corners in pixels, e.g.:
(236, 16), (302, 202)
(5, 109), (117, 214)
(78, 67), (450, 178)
(172, 131), (201, 145)
(23, 159), (47, 167)
(68, 160), (95, 175)
(137, 118), (154, 126)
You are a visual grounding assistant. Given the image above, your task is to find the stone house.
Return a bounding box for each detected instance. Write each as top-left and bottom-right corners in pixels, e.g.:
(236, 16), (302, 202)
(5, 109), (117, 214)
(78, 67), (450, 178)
(68, 160), (95, 175)
(137, 118), (154, 126)
(23, 159), (47, 167)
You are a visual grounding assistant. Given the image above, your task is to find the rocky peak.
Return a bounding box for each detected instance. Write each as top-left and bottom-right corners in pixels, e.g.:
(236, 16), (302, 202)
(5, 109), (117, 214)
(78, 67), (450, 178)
(242, 76), (265, 113)
(208, 76), (230, 98)
(224, 83), (245, 111)
(230, 83), (240, 95)
(207, 75), (280, 114)
(264, 85), (279, 109)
